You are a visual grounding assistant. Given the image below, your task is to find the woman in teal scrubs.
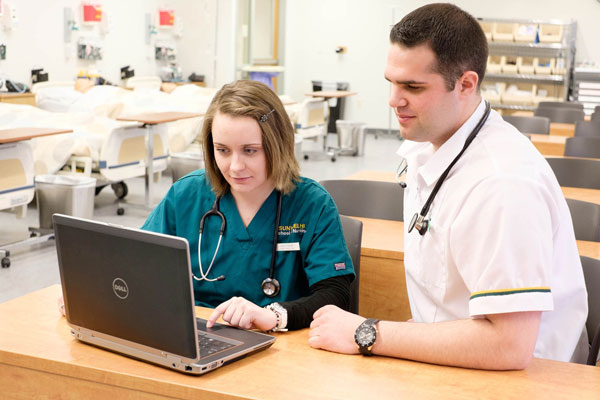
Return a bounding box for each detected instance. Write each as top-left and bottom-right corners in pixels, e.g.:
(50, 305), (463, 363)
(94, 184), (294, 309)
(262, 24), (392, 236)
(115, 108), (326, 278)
(142, 80), (354, 332)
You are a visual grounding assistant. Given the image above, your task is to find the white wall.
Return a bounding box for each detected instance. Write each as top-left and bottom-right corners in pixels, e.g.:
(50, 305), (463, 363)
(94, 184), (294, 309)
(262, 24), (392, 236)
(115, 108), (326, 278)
(0, 0), (224, 86)
(2, 0), (600, 130)
(282, 0), (600, 129)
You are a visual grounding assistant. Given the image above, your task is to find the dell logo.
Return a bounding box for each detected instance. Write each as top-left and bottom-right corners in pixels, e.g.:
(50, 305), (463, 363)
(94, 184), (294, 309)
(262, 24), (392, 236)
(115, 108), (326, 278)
(112, 278), (129, 299)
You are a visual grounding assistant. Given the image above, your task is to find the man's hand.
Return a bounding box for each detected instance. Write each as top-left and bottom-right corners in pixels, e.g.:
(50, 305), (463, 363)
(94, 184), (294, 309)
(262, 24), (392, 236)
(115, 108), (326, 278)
(206, 296), (278, 331)
(308, 305), (365, 354)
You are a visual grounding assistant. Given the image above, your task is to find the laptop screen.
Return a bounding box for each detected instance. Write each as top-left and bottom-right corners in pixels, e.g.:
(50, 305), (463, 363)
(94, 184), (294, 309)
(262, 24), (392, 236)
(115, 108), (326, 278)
(54, 216), (198, 360)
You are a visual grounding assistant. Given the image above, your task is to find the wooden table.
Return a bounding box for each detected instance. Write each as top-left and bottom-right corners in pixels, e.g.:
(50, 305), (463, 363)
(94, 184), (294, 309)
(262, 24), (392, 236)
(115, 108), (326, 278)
(0, 127), (72, 144)
(550, 122), (575, 137)
(1, 285), (599, 400)
(116, 112), (202, 209)
(305, 90), (357, 98)
(528, 133), (567, 156)
(0, 92), (36, 106)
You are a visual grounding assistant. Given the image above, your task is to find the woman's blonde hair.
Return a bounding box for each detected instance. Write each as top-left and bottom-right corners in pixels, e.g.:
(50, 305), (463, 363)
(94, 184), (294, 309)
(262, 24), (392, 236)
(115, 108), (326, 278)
(201, 80), (300, 196)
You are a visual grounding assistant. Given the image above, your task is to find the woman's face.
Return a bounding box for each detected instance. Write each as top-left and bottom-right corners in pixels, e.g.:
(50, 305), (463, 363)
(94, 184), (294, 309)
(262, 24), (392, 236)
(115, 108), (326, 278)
(211, 111), (273, 198)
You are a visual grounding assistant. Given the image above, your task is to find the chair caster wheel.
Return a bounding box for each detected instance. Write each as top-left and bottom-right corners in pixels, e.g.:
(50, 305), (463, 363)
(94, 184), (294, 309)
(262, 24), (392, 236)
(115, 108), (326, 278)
(303, 155), (309, 160)
(117, 207), (125, 216)
(1, 257), (10, 268)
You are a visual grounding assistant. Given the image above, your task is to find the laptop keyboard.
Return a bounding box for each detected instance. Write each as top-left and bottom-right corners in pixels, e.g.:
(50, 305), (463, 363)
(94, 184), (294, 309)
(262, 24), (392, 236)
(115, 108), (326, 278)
(198, 331), (237, 358)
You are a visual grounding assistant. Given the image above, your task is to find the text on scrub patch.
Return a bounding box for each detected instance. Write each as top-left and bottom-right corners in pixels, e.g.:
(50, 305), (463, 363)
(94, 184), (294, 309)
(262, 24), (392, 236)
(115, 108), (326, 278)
(278, 223), (306, 236)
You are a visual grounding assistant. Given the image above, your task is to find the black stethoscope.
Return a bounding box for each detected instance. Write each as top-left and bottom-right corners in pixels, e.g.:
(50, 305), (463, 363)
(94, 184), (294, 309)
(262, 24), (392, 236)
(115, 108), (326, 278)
(193, 191), (283, 298)
(404, 101), (491, 236)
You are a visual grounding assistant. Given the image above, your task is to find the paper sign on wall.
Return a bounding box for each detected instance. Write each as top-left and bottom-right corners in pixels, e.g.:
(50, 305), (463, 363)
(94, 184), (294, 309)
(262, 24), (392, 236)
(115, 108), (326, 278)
(83, 3), (102, 23)
(159, 9), (174, 27)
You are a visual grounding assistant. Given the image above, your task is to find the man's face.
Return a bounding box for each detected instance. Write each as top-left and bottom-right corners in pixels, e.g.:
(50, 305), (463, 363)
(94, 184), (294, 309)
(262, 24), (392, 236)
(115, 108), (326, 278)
(385, 43), (463, 150)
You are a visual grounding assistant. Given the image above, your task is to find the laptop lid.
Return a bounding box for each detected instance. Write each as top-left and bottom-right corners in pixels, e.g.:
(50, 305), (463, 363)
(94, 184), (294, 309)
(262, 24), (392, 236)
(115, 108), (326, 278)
(53, 214), (275, 374)
(54, 214), (200, 362)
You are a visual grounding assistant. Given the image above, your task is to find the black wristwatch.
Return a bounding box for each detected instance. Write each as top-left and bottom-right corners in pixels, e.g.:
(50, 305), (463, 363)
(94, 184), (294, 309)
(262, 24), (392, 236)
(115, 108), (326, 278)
(354, 318), (380, 356)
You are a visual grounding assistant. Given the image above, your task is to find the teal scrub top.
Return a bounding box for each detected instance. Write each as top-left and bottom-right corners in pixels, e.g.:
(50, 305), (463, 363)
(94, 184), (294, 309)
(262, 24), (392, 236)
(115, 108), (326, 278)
(142, 170), (354, 308)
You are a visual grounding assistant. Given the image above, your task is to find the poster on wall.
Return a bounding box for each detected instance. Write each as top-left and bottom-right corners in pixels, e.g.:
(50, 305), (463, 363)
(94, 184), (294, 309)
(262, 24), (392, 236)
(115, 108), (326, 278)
(82, 3), (102, 23)
(158, 8), (174, 27)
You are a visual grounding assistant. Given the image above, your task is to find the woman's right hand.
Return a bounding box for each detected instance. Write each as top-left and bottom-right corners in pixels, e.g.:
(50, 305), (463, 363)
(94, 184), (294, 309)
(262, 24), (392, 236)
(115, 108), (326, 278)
(206, 296), (278, 331)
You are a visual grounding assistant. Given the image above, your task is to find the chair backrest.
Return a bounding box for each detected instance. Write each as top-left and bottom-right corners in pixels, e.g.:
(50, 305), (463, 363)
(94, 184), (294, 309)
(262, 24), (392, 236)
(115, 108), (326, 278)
(534, 107), (585, 124)
(537, 101), (584, 110)
(564, 137), (600, 158)
(340, 215), (363, 314)
(574, 120), (600, 138)
(503, 115), (550, 134)
(566, 198), (600, 242)
(545, 157), (600, 189)
(580, 256), (600, 365)
(320, 179), (404, 221)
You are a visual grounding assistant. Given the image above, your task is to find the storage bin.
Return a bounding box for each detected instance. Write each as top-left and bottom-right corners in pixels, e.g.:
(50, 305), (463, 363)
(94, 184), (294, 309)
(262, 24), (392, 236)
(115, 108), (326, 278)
(514, 24), (537, 43)
(481, 82), (505, 103)
(502, 83), (536, 106)
(518, 56), (536, 75)
(492, 23), (515, 42)
(539, 24), (563, 43)
(535, 58), (555, 75)
(487, 56), (503, 74)
(503, 56), (518, 74)
(35, 174), (96, 229)
(534, 84), (562, 105)
(479, 22), (493, 40)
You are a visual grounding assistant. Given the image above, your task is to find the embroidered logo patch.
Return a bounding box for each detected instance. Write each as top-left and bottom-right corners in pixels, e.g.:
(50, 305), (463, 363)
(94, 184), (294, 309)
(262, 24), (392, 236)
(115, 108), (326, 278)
(334, 262), (346, 271)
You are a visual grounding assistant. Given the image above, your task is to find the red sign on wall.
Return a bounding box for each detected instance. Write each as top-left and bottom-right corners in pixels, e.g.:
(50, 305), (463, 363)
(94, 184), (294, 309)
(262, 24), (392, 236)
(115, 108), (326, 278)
(159, 9), (174, 26)
(83, 3), (102, 22)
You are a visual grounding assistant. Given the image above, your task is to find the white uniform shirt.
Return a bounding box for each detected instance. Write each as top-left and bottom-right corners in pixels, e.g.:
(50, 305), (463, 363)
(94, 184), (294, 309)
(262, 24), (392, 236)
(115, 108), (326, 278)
(397, 100), (588, 362)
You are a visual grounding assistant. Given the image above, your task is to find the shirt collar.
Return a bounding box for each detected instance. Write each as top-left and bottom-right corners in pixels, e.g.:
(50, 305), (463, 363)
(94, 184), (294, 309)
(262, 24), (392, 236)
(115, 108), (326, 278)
(397, 98), (486, 187)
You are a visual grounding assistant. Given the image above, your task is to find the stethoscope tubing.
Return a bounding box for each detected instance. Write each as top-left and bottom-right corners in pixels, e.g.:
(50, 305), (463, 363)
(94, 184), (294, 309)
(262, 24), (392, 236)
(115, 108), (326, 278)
(410, 101), (491, 234)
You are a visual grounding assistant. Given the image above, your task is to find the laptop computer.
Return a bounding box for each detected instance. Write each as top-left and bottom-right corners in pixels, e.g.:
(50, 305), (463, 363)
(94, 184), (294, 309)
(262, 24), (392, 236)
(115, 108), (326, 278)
(53, 213), (275, 375)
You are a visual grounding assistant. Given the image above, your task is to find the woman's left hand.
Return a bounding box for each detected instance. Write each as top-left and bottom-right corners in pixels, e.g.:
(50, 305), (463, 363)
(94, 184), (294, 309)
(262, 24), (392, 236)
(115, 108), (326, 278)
(206, 296), (278, 331)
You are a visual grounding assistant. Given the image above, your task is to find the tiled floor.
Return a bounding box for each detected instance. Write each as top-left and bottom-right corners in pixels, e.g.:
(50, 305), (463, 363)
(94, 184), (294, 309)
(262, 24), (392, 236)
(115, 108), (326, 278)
(0, 133), (403, 303)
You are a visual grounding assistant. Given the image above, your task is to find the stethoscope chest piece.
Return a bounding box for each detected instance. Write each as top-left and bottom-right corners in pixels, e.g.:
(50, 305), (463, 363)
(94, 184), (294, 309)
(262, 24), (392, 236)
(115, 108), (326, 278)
(261, 277), (281, 297)
(408, 212), (429, 236)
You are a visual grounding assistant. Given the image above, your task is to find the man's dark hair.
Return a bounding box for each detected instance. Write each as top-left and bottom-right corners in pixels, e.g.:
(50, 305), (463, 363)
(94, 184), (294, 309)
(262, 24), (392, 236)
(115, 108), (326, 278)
(389, 3), (488, 91)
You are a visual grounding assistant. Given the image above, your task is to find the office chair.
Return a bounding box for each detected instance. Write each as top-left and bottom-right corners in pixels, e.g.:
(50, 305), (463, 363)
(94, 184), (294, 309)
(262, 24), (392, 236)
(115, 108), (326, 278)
(580, 256), (600, 366)
(503, 115), (550, 134)
(574, 120), (600, 138)
(340, 215), (363, 314)
(295, 99), (336, 161)
(534, 107), (585, 124)
(320, 179), (404, 221)
(537, 101), (584, 110)
(564, 137), (600, 158)
(545, 157), (600, 189)
(566, 199), (600, 242)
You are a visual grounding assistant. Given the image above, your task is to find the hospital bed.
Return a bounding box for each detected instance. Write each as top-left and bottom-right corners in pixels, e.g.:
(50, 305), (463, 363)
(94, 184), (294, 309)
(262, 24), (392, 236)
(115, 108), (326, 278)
(28, 80), (208, 199)
(0, 101), (172, 203)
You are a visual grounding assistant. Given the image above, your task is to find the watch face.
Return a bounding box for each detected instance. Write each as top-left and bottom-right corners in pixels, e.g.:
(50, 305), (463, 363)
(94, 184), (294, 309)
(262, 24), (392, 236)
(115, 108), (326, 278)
(354, 324), (376, 347)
